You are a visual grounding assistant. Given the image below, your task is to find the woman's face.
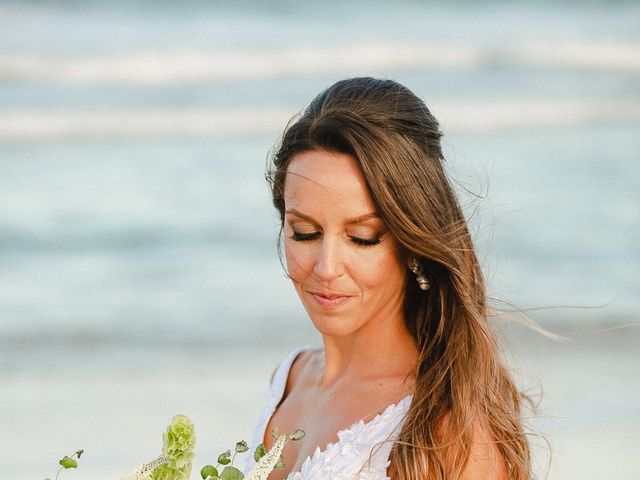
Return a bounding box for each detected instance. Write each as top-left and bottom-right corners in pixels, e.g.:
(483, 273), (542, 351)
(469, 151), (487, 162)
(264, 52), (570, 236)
(283, 149), (407, 338)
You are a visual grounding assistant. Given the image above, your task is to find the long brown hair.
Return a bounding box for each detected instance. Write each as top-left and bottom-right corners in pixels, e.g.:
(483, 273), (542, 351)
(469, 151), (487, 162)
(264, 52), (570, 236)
(267, 77), (530, 479)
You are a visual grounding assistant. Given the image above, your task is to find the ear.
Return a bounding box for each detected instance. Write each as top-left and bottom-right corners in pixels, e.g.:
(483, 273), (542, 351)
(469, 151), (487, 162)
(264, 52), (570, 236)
(396, 246), (413, 269)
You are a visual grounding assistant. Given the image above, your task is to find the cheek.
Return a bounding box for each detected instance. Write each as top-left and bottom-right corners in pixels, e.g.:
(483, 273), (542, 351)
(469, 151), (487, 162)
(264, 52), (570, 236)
(284, 241), (312, 282)
(354, 248), (405, 290)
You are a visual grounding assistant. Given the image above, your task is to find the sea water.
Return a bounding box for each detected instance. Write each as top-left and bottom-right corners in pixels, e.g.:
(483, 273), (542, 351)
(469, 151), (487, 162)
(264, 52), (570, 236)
(0, 1), (638, 478)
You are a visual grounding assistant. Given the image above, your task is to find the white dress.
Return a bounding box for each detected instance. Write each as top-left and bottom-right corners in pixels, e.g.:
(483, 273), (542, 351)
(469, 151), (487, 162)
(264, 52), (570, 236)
(246, 347), (412, 480)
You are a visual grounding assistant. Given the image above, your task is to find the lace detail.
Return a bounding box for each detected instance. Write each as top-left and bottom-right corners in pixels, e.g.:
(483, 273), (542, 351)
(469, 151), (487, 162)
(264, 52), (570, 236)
(246, 347), (411, 480)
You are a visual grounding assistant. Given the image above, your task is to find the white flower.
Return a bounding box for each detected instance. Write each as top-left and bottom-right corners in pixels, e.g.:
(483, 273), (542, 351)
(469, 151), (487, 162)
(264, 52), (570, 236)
(245, 435), (288, 480)
(121, 455), (170, 480)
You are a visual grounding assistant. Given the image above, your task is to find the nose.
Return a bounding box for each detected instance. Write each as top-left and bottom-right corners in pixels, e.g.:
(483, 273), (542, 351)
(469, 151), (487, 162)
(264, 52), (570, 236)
(313, 235), (344, 281)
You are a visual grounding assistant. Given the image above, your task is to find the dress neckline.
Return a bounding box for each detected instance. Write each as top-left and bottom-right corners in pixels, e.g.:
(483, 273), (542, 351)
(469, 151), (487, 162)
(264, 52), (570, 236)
(283, 395), (412, 480)
(256, 347), (413, 480)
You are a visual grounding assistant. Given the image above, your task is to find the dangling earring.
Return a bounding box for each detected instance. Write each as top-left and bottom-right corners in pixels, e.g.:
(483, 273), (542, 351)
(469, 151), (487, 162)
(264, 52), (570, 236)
(409, 258), (430, 291)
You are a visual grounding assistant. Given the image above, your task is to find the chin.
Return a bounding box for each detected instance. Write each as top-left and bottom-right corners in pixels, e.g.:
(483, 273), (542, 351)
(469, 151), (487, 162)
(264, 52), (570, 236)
(306, 310), (365, 338)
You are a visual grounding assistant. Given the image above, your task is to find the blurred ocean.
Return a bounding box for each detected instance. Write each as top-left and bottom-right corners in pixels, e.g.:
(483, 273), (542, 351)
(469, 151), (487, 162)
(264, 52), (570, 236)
(0, 1), (638, 479)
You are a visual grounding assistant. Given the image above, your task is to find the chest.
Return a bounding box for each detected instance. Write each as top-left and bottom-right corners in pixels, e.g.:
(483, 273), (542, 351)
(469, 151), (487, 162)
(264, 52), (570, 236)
(262, 387), (405, 480)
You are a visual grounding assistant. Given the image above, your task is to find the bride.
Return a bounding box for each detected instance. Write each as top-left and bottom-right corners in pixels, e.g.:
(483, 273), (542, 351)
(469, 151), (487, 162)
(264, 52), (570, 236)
(248, 77), (530, 480)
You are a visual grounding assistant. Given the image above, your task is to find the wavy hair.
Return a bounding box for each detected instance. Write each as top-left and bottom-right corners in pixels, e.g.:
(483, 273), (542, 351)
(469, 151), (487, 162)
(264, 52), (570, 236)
(267, 77), (530, 480)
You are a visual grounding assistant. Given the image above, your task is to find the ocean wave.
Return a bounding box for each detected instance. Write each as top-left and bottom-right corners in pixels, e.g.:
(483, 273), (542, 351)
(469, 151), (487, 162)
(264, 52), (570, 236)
(1, 98), (638, 140)
(0, 106), (295, 140)
(1, 41), (639, 85)
(434, 98), (640, 132)
(0, 309), (636, 350)
(0, 224), (273, 253)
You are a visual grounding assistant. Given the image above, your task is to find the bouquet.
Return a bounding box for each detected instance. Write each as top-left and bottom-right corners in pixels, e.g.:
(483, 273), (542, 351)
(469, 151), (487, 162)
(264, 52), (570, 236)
(49, 415), (304, 480)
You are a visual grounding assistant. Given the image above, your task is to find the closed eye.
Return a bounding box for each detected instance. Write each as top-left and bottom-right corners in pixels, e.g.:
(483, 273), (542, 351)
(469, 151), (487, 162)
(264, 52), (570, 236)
(289, 231), (382, 246)
(289, 231), (321, 242)
(350, 235), (381, 246)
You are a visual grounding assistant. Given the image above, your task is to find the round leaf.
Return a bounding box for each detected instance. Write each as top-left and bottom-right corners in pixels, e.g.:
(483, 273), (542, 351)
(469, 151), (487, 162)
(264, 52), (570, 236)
(253, 443), (266, 462)
(289, 429), (305, 441)
(220, 465), (244, 480)
(59, 456), (78, 469)
(217, 449), (231, 465)
(201, 465), (219, 479)
(235, 440), (249, 453)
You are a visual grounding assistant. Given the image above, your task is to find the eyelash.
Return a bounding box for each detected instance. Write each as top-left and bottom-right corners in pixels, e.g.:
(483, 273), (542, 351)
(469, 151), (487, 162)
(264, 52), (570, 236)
(289, 231), (382, 247)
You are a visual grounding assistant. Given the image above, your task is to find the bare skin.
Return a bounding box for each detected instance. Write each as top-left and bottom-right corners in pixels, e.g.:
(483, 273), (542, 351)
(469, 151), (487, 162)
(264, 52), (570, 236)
(263, 330), (418, 480)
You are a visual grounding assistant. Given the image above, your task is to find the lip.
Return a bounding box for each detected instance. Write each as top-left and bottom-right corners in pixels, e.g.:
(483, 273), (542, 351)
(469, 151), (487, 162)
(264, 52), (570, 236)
(309, 291), (352, 309)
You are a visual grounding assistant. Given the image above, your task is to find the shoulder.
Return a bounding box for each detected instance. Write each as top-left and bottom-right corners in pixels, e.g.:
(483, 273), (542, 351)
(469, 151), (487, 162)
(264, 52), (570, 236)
(389, 416), (508, 480)
(283, 348), (319, 396)
(269, 347), (320, 395)
(457, 418), (508, 480)
(289, 348), (320, 378)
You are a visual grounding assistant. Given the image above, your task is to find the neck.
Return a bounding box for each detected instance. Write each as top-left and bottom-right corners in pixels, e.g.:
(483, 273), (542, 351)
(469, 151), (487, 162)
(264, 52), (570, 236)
(318, 313), (419, 388)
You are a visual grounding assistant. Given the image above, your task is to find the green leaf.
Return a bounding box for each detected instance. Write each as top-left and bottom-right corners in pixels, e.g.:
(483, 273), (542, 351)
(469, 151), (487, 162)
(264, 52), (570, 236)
(289, 429), (305, 441)
(201, 465), (219, 479)
(275, 454), (285, 470)
(59, 456), (78, 469)
(217, 449), (231, 465)
(253, 443), (266, 462)
(234, 441), (249, 453)
(220, 465), (244, 480)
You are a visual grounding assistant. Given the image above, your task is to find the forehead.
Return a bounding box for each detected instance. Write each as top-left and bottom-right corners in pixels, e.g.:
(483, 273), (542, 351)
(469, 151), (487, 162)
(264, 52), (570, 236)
(284, 149), (377, 215)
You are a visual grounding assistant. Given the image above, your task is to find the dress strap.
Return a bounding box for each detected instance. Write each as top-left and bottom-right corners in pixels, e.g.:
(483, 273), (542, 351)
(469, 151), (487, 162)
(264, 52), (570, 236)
(246, 346), (312, 474)
(267, 345), (312, 407)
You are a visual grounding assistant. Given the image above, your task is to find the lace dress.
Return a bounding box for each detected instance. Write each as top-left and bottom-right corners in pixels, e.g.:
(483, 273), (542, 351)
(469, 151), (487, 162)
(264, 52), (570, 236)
(246, 347), (412, 480)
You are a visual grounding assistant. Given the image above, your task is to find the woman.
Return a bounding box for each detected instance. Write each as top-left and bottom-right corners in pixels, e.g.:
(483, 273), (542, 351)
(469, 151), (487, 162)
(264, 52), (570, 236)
(249, 77), (530, 480)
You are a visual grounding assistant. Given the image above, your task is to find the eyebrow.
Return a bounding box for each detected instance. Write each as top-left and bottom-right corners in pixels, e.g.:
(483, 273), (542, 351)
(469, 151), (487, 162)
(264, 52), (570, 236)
(285, 208), (380, 225)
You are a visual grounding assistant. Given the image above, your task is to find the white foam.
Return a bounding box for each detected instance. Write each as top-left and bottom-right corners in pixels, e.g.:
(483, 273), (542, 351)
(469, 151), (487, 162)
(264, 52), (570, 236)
(0, 45), (475, 85)
(1, 98), (638, 140)
(0, 107), (296, 140)
(517, 41), (640, 72)
(434, 98), (640, 132)
(1, 40), (639, 85)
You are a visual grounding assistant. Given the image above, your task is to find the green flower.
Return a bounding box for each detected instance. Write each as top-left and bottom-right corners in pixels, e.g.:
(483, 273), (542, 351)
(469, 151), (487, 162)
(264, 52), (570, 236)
(150, 415), (196, 480)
